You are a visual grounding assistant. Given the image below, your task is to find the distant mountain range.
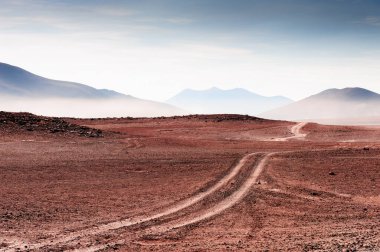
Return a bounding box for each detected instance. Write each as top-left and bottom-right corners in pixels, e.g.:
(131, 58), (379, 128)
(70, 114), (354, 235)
(2, 62), (380, 123)
(261, 87), (380, 124)
(0, 62), (185, 117)
(167, 87), (293, 115)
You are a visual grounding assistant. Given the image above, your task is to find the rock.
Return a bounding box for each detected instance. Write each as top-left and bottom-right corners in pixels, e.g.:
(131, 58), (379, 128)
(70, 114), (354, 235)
(0, 111), (103, 138)
(0, 243), (8, 248)
(329, 171), (336, 176)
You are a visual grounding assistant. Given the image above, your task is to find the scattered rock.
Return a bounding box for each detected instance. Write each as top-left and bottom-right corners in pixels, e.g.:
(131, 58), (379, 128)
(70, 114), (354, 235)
(0, 111), (102, 138)
(156, 114), (264, 122)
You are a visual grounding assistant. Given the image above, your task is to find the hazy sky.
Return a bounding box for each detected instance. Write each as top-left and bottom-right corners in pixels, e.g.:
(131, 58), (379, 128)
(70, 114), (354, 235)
(1, 0), (380, 101)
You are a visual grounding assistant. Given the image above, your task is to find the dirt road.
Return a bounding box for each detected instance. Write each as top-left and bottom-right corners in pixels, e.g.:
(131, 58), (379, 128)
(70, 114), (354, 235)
(81, 123), (310, 251)
(149, 153), (274, 232)
(3, 154), (262, 251)
(273, 122), (307, 141)
(2, 120), (310, 252)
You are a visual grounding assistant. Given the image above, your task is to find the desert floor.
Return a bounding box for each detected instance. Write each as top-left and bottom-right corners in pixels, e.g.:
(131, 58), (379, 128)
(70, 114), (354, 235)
(0, 113), (379, 251)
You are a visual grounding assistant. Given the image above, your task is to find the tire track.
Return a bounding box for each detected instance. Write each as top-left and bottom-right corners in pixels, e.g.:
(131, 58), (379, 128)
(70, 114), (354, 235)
(3, 122), (309, 252)
(3, 153), (258, 251)
(78, 152), (274, 252)
(148, 152), (273, 233)
(273, 122), (307, 141)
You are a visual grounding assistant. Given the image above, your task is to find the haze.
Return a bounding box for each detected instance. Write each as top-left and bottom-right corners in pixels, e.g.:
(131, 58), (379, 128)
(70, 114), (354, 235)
(0, 96), (183, 118)
(1, 0), (380, 102)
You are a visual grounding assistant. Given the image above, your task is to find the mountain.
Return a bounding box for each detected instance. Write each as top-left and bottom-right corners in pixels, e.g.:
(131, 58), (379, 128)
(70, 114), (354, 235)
(167, 87), (293, 115)
(308, 87), (380, 101)
(0, 62), (129, 98)
(0, 62), (185, 117)
(261, 87), (380, 124)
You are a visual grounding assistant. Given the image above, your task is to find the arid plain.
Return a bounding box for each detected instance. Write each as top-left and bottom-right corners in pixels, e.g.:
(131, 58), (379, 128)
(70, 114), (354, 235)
(0, 112), (379, 251)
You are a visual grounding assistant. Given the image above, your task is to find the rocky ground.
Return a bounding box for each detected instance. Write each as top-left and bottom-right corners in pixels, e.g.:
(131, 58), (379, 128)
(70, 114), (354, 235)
(0, 113), (379, 251)
(0, 111), (102, 137)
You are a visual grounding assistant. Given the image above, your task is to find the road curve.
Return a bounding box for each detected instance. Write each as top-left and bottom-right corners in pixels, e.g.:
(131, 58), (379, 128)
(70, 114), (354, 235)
(273, 122), (308, 141)
(150, 153), (274, 232)
(4, 121), (310, 252)
(4, 153), (259, 251)
(81, 153), (274, 252)
(146, 122), (310, 232)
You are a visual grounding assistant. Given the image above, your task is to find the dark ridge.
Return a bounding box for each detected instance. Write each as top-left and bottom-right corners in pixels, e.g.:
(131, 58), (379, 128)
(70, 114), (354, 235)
(136, 114), (267, 122)
(67, 114), (268, 122)
(165, 114), (266, 122)
(0, 111), (102, 137)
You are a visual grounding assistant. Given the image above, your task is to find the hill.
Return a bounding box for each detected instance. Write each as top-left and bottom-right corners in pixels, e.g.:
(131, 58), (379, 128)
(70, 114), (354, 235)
(261, 87), (380, 124)
(0, 62), (185, 117)
(0, 62), (128, 98)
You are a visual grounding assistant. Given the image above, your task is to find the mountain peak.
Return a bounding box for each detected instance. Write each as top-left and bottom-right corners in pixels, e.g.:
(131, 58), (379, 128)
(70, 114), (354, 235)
(0, 62), (128, 98)
(0, 62), (21, 70)
(167, 87), (293, 115)
(311, 87), (380, 101)
(0, 62), (34, 80)
(209, 86), (222, 91)
(261, 86), (380, 123)
(0, 62), (185, 117)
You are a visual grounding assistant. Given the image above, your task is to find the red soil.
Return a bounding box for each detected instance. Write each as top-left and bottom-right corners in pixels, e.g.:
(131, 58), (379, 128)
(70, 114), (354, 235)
(0, 113), (379, 251)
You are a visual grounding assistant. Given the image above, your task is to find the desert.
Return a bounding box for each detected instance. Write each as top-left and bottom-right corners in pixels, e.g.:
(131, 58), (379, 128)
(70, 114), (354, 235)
(0, 112), (379, 251)
(2, 1), (380, 251)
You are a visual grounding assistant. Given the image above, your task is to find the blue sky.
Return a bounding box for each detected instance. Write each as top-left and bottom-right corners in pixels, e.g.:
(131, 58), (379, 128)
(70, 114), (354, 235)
(1, 0), (380, 100)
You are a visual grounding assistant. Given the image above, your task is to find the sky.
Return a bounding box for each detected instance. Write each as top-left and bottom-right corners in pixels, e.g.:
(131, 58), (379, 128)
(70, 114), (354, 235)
(1, 0), (380, 101)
